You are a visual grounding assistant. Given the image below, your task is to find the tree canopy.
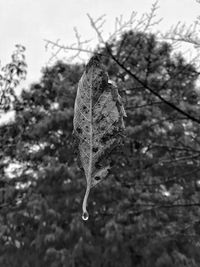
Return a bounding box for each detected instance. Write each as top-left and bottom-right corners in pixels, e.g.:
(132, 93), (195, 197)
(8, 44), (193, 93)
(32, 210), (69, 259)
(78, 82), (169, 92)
(1, 31), (200, 267)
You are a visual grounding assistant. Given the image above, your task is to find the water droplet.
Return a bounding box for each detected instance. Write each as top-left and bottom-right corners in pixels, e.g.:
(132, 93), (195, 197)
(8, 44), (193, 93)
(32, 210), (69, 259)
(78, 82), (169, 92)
(82, 211), (89, 221)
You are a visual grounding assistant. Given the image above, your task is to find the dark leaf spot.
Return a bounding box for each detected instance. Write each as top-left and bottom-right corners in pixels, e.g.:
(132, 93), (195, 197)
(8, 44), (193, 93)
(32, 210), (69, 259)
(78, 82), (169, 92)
(93, 147), (99, 153)
(101, 135), (109, 143)
(76, 128), (82, 134)
(95, 162), (102, 169)
(94, 176), (101, 181)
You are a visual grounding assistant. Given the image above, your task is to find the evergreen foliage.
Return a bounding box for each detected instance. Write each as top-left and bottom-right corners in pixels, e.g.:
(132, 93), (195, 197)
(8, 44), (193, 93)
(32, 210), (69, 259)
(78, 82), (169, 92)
(1, 32), (200, 266)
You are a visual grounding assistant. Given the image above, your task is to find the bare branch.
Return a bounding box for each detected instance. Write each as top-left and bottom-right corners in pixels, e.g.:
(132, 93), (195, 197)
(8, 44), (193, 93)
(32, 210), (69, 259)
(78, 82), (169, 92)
(141, 0), (163, 32)
(109, 11), (137, 42)
(163, 21), (200, 48)
(87, 13), (105, 44)
(44, 28), (93, 64)
(87, 1), (162, 45)
(105, 45), (200, 124)
(44, 1), (162, 65)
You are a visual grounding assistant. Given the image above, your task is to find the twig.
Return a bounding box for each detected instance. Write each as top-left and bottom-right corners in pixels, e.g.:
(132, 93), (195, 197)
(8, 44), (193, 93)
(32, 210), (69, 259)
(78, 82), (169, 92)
(106, 46), (200, 124)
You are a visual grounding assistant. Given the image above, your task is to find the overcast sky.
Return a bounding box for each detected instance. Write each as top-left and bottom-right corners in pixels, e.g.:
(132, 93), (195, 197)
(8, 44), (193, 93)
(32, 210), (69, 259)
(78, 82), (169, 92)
(0, 0), (199, 87)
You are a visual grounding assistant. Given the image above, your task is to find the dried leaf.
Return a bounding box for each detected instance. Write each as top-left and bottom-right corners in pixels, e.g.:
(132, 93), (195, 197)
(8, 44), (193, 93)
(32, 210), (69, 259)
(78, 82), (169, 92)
(73, 55), (126, 220)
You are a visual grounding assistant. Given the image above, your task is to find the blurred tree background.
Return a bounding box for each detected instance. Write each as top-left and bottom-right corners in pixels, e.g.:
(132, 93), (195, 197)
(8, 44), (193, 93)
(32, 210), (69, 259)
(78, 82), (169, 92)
(1, 30), (200, 267)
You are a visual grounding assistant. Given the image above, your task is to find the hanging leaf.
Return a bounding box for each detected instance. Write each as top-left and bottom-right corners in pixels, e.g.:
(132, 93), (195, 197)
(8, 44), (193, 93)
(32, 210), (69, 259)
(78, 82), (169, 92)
(73, 55), (126, 220)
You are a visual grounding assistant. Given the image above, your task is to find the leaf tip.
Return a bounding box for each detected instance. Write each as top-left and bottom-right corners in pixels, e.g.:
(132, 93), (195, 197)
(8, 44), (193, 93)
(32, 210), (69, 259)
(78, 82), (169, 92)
(82, 211), (89, 221)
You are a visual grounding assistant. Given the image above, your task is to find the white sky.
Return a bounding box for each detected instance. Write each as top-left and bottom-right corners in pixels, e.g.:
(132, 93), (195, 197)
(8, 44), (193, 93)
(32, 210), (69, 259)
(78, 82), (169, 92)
(0, 0), (199, 87)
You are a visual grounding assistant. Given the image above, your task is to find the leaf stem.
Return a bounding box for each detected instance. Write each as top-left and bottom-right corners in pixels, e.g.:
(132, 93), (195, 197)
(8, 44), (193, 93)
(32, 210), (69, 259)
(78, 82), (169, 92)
(82, 186), (90, 220)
